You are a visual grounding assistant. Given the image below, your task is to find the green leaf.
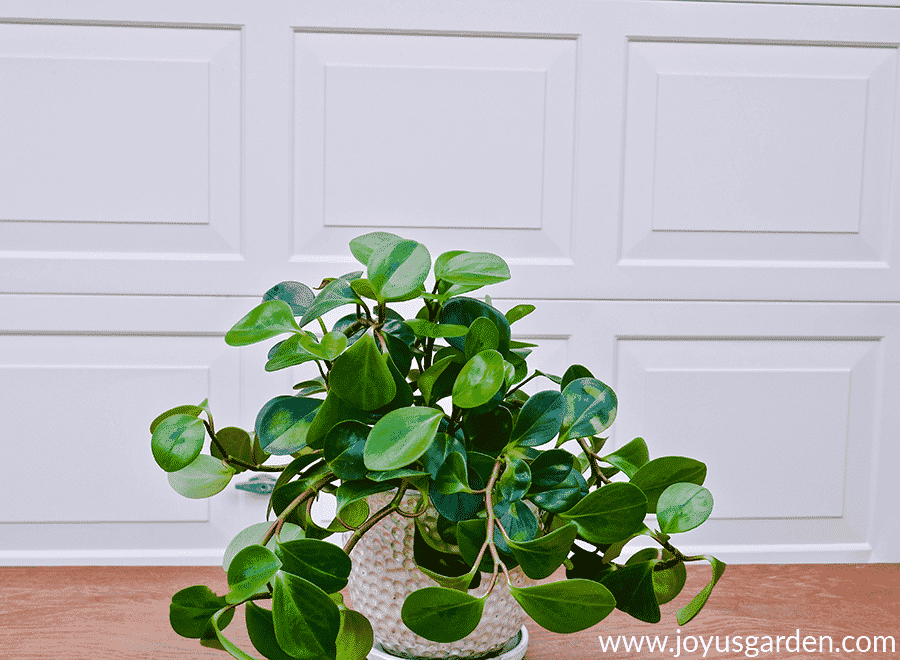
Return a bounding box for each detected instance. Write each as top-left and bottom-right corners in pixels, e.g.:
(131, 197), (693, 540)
(560, 364), (594, 392)
(602, 437), (649, 479)
(510, 390), (565, 447)
(452, 349), (505, 409)
(226, 544), (282, 604)
(558, 482), (648, 544)
(498, 456), (530, 502)
(349, 231), (403, 266)
(226, 300), (300, 346)
(272, 572), (341, 658)
(210, 426), (266, 473)
(305, 391), (369, 450)
(324, 420), (370, 481)
(507, 522), (577, 580)
(404, 319), (469, 339)
(529, 469), (588, 513)
(209, 606), (252, 659)
(418, 355), (457, 405)
(652, 552), (687, 605)
(509, 580), (616, 634)
(630, 456), (707, 513)
(434, 451), (472, 495)
(440, 297), (511, 357)
(456, 519), (517, 573)
(416, 564), (477, 592)
(363, 406), (444, 471)
(169, 585), (232, 639)
(150, 403), (205, 434)
(222, 522), (304, 572)
(559, 378), (618, 443)
(300, 277), (361, 328)
(329, 332), (396, 411)
(263, 281), (315, 316)
(422, 432), (464, 479)
(151, 414), (206, 473)
(246, 601), (305, 660)
(464, 406), (513, 457)
(275, 539), (352, 594)
(493, 499), (538, 554)
(464, 317), (500, 360)
(336, 609), (374, 660)
(429, 473), (486, 523)
(657, 483), (714, 534)
(255, 396), (323, 455)
(434, 251), (510, 287)
(600, 560), (660, 623)
(676, 556), (727, 625)
(528, 449), (575, 491)
(265, 334), (319, 372)
(368, 239), (431, 301)
(504, 304), (535, 325)
(401, 587), (485, 643)
(168, 455), (236, 499)
(334, 479), (394, 521)
(626, 548), (659, 565)
(295, 330), (347, 361)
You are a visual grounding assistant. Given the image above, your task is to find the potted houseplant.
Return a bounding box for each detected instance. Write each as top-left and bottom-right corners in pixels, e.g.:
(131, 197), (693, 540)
(150, 232), (726, 660)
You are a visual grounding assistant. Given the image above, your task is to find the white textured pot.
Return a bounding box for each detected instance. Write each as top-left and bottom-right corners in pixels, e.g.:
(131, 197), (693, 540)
(346, 491), (531, 660)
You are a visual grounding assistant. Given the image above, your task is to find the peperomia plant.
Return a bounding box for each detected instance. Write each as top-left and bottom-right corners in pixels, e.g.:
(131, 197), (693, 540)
(151, 232), (725, 660)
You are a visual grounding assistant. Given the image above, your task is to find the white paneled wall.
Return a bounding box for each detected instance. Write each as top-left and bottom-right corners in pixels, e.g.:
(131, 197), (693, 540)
(1, 0), (897, 564)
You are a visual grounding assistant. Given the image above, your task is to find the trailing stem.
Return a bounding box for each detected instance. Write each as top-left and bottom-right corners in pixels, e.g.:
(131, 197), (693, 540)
(343, 482), (411, 554)
(576, 437), (611, 485)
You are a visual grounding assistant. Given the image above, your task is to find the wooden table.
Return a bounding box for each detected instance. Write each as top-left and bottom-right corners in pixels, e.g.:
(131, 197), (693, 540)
(1, 564), (897, 659)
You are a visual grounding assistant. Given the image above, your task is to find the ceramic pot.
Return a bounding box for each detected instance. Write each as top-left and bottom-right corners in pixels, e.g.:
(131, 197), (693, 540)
(346, 491), (531, 659)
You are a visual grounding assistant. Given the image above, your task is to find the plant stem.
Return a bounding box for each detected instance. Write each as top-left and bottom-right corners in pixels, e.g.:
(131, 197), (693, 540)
(482, 460), (512, 586)
(260, 474), (334, 546)
(343, 483), (411, 555)
(650, 531), (706, 571)
(577, 437), (610, 485)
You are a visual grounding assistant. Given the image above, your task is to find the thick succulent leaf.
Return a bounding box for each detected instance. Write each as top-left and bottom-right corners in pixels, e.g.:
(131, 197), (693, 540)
(401, 587), (484, 643)
(208, 606), (252, 659)
(363, 406), (443, 471)
(265, 334), (319, 372)
(560, 364), (594, 392)
(299, 277), (361, 328)
(328, 332), (396, 410)
(504, 304), (535, 325)
(334, 479), (395, 521)
(246, 601), (305, 660)
(653, 552), (687, 605)
(275, 539), (352, 594)
(226, 300), (300, 346)
(629, 456), (707, 513)
(510, 390), (565, 447)
(323, 420), (370, 481)
(151, 413), (206, 472)
(464, 317), (500, 360)
(558, 482), (648, 544)
(493, 499), (538, 554)
(677, 556), (727, 625)
(210, 426), (266, 473)
(507, 522), (578, 580)
(168, 455), (236, 499)
(169, 585), (232, 639)
(600, 560), (661, 623)
(509, 580), (616, 634)
(349, 231), (403, 266)
(452, 349), (505, 409)
(439, 297), (511, 357)
(272, 572), (341, 659)
(559, 378), (618, 443)
(255, 396), (323, 455)
(305, 391), (370, 450)
(295, 330), (347, 361)
(657, 483), (714, 534)
(263, 281), (315, 316)
(601, 437), (649, 479)
(428, 470), (485, 523)
(222, 521), (304, 572)
(434, 451), (472, 495)
(368, 239), (431, 301)
(336, 609), (374, 660)
(226, 544), (282, 604)
(150, 402), (205, 434)
(434, 251), (510, 287)
(421, 432), (465, 479)
(529, 469), (588, 514)
(528, 449), (575, 492)
(404, 319), (468, 339)
(497, 455), (530, 503)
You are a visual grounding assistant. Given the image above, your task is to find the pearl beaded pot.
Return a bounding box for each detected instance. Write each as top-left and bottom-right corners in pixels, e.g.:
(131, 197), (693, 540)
(346, 491), (532, 659)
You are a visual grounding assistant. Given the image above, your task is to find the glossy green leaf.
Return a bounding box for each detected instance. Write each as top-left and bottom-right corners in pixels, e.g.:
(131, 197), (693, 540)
(507, 522), (577, 580)
(299, 277), (361, 328)
(305, 391), (369, 450)
(493, 499), (538, 554)
(418, 355), (458, 405)
(559, 378), (618, 443)
(600, 560), (661, 623)
(272, 572), (341, 659)
(630, 456), (707, 513)
(349, 231), (403, 266)
(255, 396), (323, 455)
(329, 332), (396, 411)
(677, 556), (727, 625)
(266, 453), (324, 520)
(151, 414), (206, 472)
(209, 606), (252, 659)
(294, 330), (347, 361)
(246, 601), (304, 660)
(428, 471), (485, 523)
(369, 352), (414, 414)
(168, 455), (235, 499)
(416, 564), (477, 592)
(452, 349), (505, 409)
(558, 482), (648, 544)
(528, 449), (575, 491)
(657, 483), (714, 534)
(349, 277), (378, 301)
(560, 364), (594, 392)
(440, 297), (511, 357)
(602, 437), (649, 479)
(150, 403), (205, 434)
(509, 580), (616, 634)
(222, 521), (304, 572)
(565, 545), (615, 582)
(363, 406), (444, 471)
(422, 432), (465, 479)
(413, 520), (479, 583)
(529, 469), (588, 514)
(404, 319), (468, 339)
(293, 378), (327, 396)
(226, 300), (300, 346)
(265, 334), (319, 372)
(435, 451), (472, 495)
(368, 239), (431, 301)
(504, 304), (535, 325)
(210, 426), (266, 473)
(464, 317), (499, 360)
(275, 539), (352, 594)
(652, 552), (687, 605)
(334, 479), (394, 521)
(263, 281), (315, 316)
(434, 251), (510, 287)
(626, 548), (659, 565)
(510, 390), (565, 447)
(324, 420), (370, 481)
(464, 406), (513, 457)
(336, 609), (374, 660)
(401, 587), (485, 643)
(169, 585), (232, 639)
(226, 544), (282, 604)
(498, 456), (530, 502)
